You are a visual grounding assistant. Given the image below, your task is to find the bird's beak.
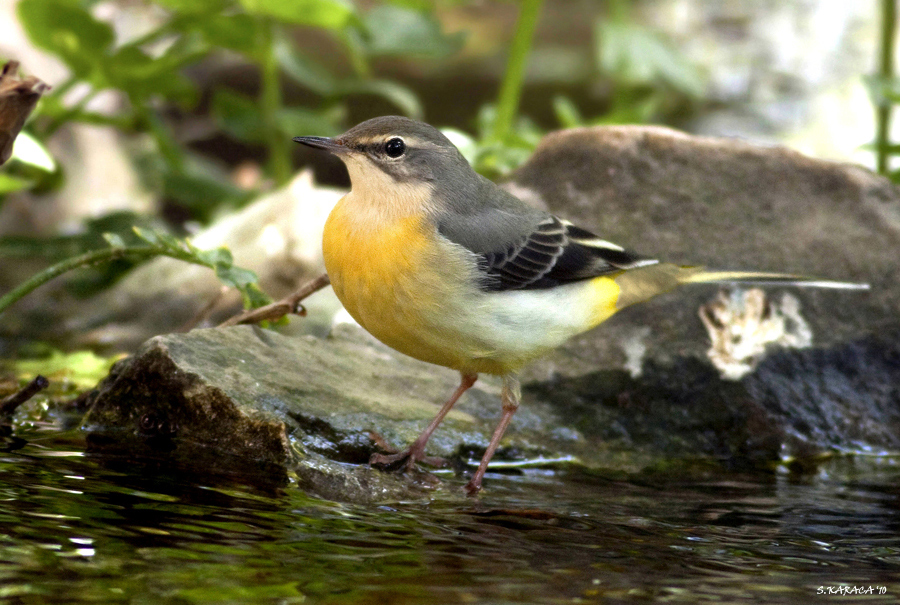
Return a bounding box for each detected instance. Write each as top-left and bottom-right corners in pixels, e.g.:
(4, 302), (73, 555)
(292, 136), (347, 155)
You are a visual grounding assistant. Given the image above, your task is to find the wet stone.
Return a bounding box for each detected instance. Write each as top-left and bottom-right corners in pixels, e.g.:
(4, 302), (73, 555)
(81, 324), (900, 501)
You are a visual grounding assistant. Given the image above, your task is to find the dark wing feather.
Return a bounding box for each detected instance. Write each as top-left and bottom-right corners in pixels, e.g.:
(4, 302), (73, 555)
(477, 216), (656, 291)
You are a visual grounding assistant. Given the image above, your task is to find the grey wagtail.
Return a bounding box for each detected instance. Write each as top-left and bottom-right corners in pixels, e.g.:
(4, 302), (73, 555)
(293, 115), (867, 495)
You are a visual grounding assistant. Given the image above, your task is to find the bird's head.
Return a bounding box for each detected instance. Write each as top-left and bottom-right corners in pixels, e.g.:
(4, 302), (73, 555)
(294, 116), (474, 196)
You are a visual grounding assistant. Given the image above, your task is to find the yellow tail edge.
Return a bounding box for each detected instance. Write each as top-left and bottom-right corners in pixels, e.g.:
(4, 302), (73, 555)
(613, 263), (869, 312)
(680, 269), (870, 291)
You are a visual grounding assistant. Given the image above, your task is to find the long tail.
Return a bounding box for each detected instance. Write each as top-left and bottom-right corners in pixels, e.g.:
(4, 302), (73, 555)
(679, 269), (870, 290)
(614, 263), (869, 311)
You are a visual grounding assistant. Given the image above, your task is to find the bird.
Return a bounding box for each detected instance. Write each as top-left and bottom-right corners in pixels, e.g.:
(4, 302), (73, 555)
(293, 116), (867, 495)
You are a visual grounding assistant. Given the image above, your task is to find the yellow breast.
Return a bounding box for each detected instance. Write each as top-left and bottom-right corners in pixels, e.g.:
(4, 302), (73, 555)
(322, 195), (475, 370)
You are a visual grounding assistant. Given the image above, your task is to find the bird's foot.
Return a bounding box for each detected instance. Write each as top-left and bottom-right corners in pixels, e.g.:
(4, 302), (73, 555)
(463, 477), (482, 496)
(369, 442), (448, 472)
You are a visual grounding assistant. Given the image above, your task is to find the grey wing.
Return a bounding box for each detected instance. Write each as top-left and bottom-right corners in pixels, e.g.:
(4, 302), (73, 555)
(433, 175), (656, 291)
(472, 215), (657, 291)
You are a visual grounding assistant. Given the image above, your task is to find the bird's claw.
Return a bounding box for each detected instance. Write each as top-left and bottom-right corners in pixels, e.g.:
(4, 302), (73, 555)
(369, 449), (448, 472)
(463, 479), (482, 496)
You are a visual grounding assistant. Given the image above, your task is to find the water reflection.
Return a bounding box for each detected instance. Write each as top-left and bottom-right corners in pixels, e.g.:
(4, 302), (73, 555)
(1, 429), (898, 604)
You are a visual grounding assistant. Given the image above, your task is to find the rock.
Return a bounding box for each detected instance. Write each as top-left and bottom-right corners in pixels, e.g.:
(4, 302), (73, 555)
(505, 125), (899, 380)
(530, 327), (900, 469)
(81, 324), (900, 502)
(82, 325), (556, 501)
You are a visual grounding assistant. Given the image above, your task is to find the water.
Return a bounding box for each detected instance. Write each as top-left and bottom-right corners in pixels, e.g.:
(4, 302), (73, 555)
(2, 419), (899, 604)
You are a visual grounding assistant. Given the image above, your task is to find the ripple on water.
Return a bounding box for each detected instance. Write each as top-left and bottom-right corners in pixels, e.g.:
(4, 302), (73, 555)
(1, 428), (899, 604)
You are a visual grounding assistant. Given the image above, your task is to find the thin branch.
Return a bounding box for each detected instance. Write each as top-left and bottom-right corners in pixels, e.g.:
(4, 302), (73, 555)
(1, 375), (49, 418)
(219, 272), (330, 327)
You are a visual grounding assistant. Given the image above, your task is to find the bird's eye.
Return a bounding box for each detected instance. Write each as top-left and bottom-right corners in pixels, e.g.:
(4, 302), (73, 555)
(384, 137), (406, 158)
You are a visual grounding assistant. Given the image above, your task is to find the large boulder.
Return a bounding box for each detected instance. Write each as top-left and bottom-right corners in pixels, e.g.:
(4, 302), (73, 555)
(505, 126), (898, 379)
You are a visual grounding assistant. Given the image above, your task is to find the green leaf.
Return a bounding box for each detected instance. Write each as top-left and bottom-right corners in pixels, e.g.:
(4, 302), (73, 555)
(198, 13), (261, 57)
(595, 20), (705, 98)
(860, 141), (900, 154)
(17, 0), (114, 79)
(239, 282), (272, 309)
(151, 0), (230, 14)
(211, 89), (264, 143)
(336, 79), (423, 119)
(360, 5), (464, 59)
(274, 37), (337, 95)
(196, 247), (233, 267)
(13, 349), (120, 390)
(239, 0), (356, 29)
(9, 131), (56, 172)
(183, 238), (201, 255)
(552, 95), (584, 128)
(276, 107), (343, 138)
(131, 228), (186, 255)
(468, 105), (541, 177)
(132, 226), (160, 245)
(102, 233), (127, 248)
(0, 173), (32, 195)
(154, 230), (186, 252)
(381, 0), (440, 9)
(599, 91), (666, 125)
(863, 74), (900, 106)
(215, 264), (258, 288)
(105, 45), (199, 106)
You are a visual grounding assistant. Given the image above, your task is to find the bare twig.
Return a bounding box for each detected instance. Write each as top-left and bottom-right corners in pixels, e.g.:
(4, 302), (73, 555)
(1, 375), (49, 418)
(218, 272), (331, 327)
(0, 61), (50, 166)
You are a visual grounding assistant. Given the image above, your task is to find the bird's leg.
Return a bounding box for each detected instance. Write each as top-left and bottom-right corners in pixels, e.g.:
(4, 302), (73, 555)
(370, 373), (477, 471)
(464, 374), (520, 495)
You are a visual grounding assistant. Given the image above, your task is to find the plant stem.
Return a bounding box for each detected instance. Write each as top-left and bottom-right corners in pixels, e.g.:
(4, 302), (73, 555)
(258, 19), (291, 185)
(143, 107), (184, 172)
(342, 29), (371, 79)
(490, 0), (544, 142)
(40, 87), (100, 138)
(876, 0), (897, 175)
(0, 245), (202, 316)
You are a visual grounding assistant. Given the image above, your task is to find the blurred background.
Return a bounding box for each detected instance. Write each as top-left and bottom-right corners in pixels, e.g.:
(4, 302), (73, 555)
(0, 0), (895, 361)
(1, 0), (890, 225)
